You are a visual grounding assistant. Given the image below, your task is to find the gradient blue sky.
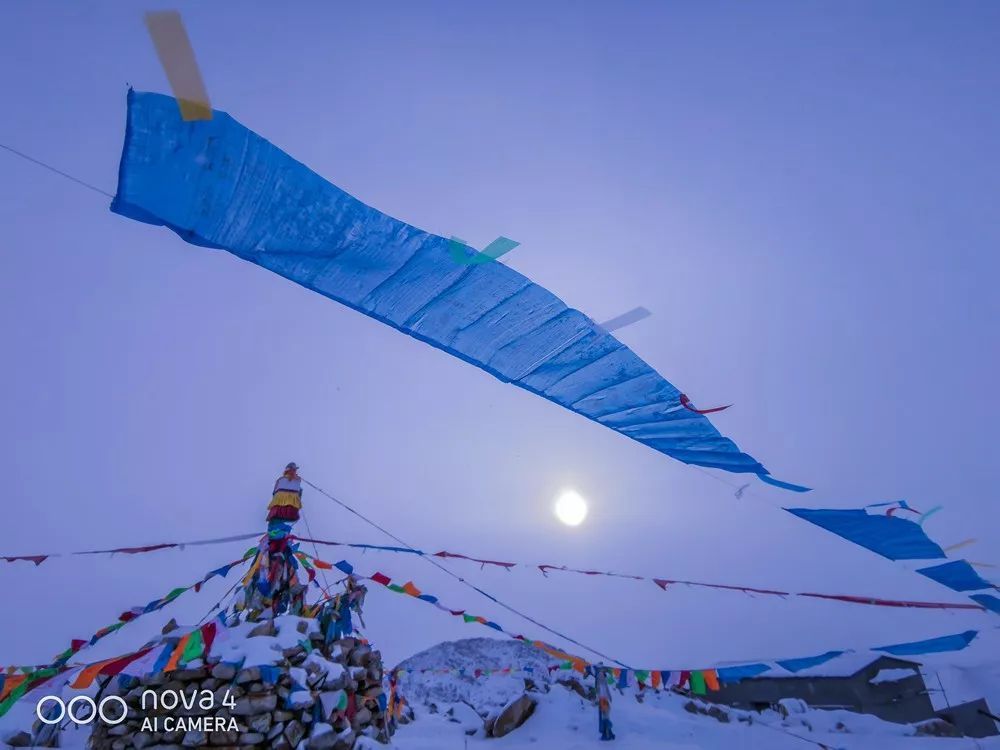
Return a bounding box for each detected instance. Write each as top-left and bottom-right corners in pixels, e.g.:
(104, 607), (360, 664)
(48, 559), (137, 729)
(1, 1), (998, 673)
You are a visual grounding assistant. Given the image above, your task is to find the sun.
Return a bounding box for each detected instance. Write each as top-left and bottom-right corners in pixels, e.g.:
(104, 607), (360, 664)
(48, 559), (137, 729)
(554, 489), (588, 526)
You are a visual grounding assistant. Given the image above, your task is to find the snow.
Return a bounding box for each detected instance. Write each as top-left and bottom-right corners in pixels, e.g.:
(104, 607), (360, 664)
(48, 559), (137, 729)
(386, 687), (1000, 750)
(870, 668), (918, 685)
(385, 637), (1000, 749)
(288, 690), (314, 709)
(304, 650), (347, 683)
(3, 625), (998, 749)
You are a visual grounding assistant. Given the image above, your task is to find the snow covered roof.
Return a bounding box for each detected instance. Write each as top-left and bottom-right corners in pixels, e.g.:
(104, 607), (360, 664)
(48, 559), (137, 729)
(754, 652), (920, 679)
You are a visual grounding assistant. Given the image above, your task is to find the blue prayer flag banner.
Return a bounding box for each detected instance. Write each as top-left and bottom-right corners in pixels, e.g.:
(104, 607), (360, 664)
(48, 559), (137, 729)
(786, 509), (946, 561)
(111, 90), (803, 486)
(776, 651), (843, 673)
(717, 664), (771, 682)
(916, 560), (992, 592)
(875, 630), (978, 656)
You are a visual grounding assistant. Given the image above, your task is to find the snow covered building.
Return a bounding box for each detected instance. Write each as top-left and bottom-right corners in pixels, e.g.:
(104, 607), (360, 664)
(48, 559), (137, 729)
(704, 653), (998, 737)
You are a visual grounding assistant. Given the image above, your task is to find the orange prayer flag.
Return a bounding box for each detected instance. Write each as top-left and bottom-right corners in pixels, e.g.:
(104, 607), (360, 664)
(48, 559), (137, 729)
(402, 582), (421, 597)
(0, 674), (26, 701)
(651, 670), (663, 690)
(164, 635), (189, 673)
(71, 658), (118, 689)
(312, 558), (333, 570)
(704, 668), (720, 691)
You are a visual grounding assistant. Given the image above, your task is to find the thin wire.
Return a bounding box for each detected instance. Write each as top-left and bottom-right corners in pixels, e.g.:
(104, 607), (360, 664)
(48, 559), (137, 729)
(300, 507), (333, 593)
(197, 579), (241, 626)
(301, 477), (628, 668)
(0, 142), (114, 198)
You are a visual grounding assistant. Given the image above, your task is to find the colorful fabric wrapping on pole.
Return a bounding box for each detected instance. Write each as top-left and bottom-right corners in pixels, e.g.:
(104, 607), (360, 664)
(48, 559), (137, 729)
(111, 89), (809, 491)
(787, 503), (998, 615)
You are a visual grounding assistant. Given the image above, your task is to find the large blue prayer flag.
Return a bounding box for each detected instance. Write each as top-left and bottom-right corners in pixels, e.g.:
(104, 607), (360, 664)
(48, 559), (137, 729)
(112, 90), (803, 487)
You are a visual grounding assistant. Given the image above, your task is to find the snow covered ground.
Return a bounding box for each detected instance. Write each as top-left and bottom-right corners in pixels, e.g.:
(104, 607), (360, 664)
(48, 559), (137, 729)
(389, 636), (1000, 750)
(390, 687), (1000, 750)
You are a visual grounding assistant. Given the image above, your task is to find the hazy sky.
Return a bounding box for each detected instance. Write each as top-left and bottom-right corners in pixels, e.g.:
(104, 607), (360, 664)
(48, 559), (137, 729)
(1, 1), (998, 675)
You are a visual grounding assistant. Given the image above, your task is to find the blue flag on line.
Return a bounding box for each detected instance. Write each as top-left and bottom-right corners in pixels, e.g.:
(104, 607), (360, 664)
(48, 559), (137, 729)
(111, 89), (808, 491)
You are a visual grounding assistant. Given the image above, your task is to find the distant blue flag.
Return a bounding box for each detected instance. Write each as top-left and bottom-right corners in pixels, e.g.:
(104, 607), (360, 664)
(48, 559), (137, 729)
(786, 508), (946, 561)
(970, 594), (1000, 614)
(875, 630), (978, 656)
(776, 651), (843, 673)
(717, 664), (771, 682)
(916, 560), (992, 592)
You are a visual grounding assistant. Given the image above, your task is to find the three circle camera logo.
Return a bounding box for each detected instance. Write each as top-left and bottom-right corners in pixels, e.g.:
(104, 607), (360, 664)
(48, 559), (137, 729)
(35, 695), (127, 726)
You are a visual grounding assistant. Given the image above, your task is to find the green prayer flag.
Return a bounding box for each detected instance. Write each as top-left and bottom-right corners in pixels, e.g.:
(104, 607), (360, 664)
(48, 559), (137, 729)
(635, 670), (650, 684)
(388, 584), (406, 593)
(0, 669), (58, 718)
(690, 670), (707, 695)
(462, 614), (477, 623)
(180, 629), (204, 664)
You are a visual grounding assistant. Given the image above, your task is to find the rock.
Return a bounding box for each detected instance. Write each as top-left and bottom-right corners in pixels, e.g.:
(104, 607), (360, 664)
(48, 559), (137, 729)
(108, 723), (130, 736)
(557, 677), (589, 699)
(297, 620), (310, 634)
(488, 693), (536, 738)
(231, 694), (277, 716)
(172, 668), (206, 682)
(134, 732), (156, 749)
(113, 740), (127, 750)
(349, 646), (371, 667)
(273, 710), (294, 722)
(914, 718), (962, 738)
(211, 663), (237, 681)
(5, 732), (31, 747)
(284, 719), (306, 746)
(239, 732), (265, 744)
(248, 620), (276, 637)
(248, 711), (272, 733)
(235, 667), (261, 685)
(352, 706), (372, 728)
(288, 690), (316, 709)
(181, 730), (207, 746)
(707, 705), (731, 724)
(306, 731), (338, 749)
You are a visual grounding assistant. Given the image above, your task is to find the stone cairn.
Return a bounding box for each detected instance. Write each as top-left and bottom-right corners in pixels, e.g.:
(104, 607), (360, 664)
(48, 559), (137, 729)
(68, 466), (395, 749)
(84, 616), (392, 749)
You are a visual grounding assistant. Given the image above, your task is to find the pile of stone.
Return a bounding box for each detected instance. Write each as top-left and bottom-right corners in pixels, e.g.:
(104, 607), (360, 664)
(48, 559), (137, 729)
(79, 620), (392, 750)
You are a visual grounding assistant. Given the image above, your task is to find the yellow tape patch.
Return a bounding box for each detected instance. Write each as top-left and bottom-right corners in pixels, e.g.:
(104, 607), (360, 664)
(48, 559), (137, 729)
(144, 11), (212, 121)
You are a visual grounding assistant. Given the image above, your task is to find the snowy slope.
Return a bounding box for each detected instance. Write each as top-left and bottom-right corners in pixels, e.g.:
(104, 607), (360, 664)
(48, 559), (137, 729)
(395, 637), (559, 716)
(389, 637), (1000, 750)
(390, 686), (1000, 750)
